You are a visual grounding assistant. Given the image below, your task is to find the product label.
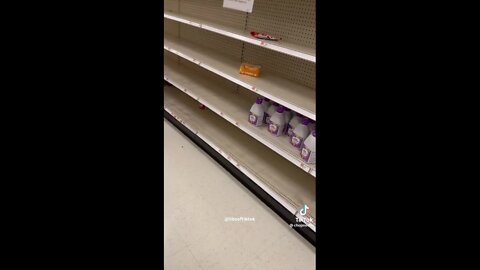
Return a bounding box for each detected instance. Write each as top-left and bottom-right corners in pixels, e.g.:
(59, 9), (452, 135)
(223, 0), (254, 13)
(249, 112), (262, 126)
(265, 114), (271, 124)
(301, 146), (316, 163)
(291, 134), (304, 148)
(287, 125), (294, 136)
(268, 123), (283, 136)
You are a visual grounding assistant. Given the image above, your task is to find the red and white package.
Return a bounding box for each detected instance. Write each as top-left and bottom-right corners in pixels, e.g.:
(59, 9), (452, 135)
(250, 31), (281, 41)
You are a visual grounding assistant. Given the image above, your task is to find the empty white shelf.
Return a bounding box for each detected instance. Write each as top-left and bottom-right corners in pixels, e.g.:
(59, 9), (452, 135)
(164, 86), (316, 230)
(164, 11), (316, 63)
(164, 57), (316, 177)
(164, 34), (316, 121)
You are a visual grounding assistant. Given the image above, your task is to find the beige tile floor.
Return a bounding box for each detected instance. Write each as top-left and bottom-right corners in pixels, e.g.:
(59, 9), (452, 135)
(164, 119), (315, 270)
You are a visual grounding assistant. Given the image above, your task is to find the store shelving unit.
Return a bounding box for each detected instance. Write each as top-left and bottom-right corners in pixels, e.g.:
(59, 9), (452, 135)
(165, 54), (316, 176)
(164, 86), (316, 231)
(164, 34), (315, 120)
(164, 0), (316, 241)
(164, 11), (316, 62)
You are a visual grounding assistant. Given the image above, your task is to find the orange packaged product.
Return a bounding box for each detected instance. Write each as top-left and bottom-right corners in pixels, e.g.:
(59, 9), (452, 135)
(239, 63), (261, 77)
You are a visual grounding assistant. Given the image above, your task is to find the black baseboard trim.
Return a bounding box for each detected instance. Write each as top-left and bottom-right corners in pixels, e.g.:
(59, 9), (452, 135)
(164, 110), (316, 246)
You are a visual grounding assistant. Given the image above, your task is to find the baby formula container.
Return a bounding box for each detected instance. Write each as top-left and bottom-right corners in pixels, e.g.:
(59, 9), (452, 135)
(248, 97), (265, 127)
(266, 102), (279, 124)
(291, 117), (310, 148)
(301, 130), (316, 164)
(287, 113), (303, 137)
(268, 106), (286, 137)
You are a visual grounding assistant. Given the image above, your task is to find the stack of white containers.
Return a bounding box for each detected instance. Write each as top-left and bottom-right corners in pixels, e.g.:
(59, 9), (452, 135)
(249, 96), (316, 164)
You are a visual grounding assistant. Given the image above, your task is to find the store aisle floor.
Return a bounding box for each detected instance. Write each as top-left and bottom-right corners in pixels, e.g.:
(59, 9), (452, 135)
(164, 119), (315, 270)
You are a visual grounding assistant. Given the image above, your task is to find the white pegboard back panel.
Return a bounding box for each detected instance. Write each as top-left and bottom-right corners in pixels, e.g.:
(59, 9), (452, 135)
(165, 0), (315, 50)
(164, 18), (179, 37)
(242, 43), (315, 89)
(177, 55), (240, 93)
(179, 22), (244, 62)
(175, 55), (260, 103)
(164, 50), (178, 63)
(246, 0), (316, 49)
(176, 22), (315, 90)
(178, 0), (248, 30)
(164, 0), (179, 12)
